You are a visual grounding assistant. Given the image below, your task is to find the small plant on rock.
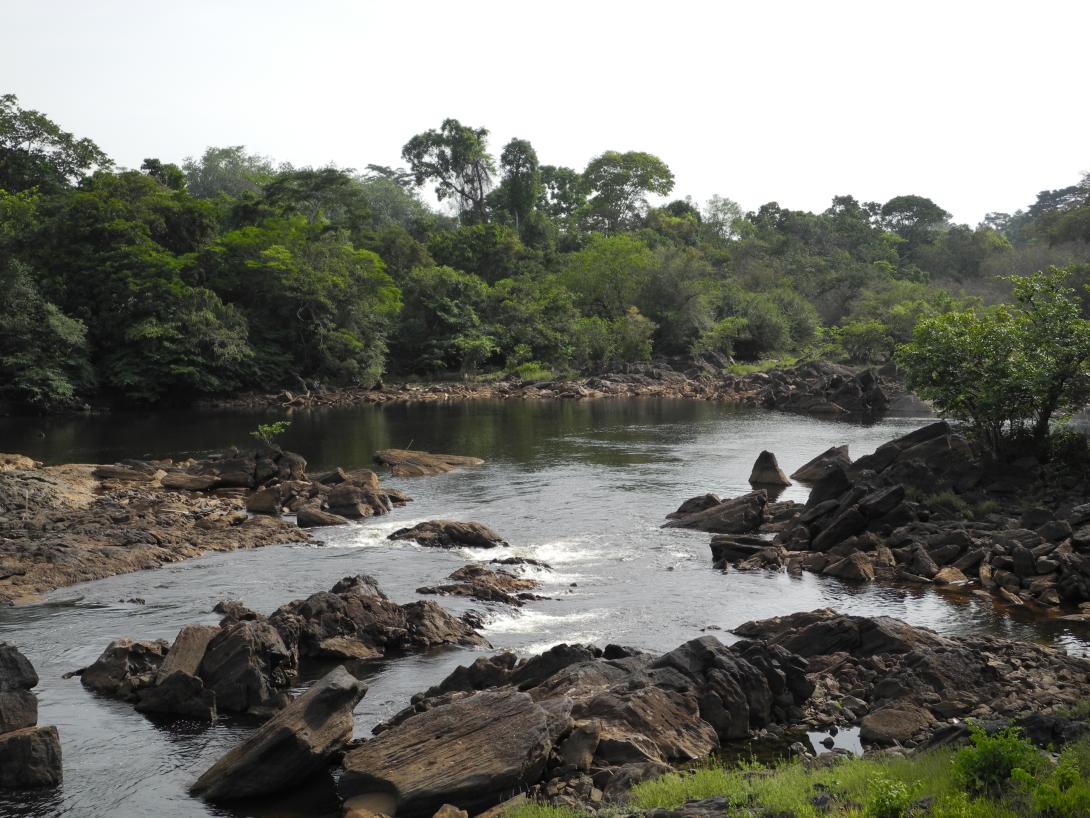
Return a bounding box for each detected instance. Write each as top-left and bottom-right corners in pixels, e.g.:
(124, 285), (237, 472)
(249, 420), (291, 448)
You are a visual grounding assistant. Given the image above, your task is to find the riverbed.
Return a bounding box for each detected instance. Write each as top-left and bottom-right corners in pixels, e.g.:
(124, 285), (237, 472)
(1, 399), (1088, 818)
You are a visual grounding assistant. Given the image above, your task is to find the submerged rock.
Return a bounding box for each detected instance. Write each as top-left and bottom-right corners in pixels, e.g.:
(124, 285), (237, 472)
(417, 565), (541, 606)
(192, 666), (366, 801)
(374, 449), (485, 477)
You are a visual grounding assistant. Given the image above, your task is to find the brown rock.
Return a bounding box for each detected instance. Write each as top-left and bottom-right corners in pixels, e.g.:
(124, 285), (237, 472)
(934, 566), (970, 586)
(823, 552), (875, 582)
(860, 705), (934, 745)
(296, 504), (351, 528)
(192, 666), (366, 801)
(662, 492), (767, 534)
(791, 446), (851, 483)
(79, 638), (169, 701)
(748, 451), (790, 487)
(0, 725), (62, 788)
(374, 449), (485, 477)
(389, 520), (507, 549)
(340, 689), (566, 817)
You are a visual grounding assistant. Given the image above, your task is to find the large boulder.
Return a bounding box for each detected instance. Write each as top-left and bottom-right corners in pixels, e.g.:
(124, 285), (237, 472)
(135, 625), (219, 719)
(192, 666), (366, 801)
(340, 689), (568, 817)
(662, 492), (767, 534)
(791, 446), (851, 483)
(79, 638), (169, 701)
(197, 621), (296, 716)
(388, 520), (508, 549)
(0, 726), (62, 788)
(0, 644), (40, 736)
(748, 451), (790, 487)
(269, 576), (488, 660)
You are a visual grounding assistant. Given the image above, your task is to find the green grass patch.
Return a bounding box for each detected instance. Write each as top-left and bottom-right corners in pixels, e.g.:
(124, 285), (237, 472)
(726, 354), (801, 376)
(507, 731), (1090, 818)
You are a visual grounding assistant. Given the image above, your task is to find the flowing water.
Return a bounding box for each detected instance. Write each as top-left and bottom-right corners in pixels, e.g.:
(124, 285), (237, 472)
(1, 399), (1088, 818)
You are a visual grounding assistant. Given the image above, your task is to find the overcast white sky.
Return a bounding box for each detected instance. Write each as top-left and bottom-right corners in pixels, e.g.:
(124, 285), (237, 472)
(5, 0), (1088, 224)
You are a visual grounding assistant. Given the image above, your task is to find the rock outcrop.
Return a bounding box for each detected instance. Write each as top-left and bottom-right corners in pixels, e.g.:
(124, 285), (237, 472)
(663, 492), (768, 534)
(374, 449), (485, 477)
(80, 575), (485, 720)
(732, 609), (1090, 745)
(0, 643), (61, 789)
(389, 520), (508, 549)
(417, 565), (543, 606)
(192, 666), (366, 801)
(343, 637), (813, 815)
(791, 445), (851, 483)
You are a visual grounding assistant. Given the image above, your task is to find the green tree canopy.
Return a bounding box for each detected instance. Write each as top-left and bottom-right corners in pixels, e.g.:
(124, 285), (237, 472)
(583, 151), (674, 233)
(402, 118), (495, 223)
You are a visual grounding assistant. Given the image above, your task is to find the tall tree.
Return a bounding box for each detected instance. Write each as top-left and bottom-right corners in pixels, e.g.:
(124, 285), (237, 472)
(583, 150), (674, 233)
(401, 119), (495, 223)
(182, 146), (278, 199)
(0, 94), (111, 192)
(492, 138), (541, 231)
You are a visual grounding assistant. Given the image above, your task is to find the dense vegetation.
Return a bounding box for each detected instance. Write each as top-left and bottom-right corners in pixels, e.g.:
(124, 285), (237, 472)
(2, 93), (1089, 412)
(506, 725), (1090, 818)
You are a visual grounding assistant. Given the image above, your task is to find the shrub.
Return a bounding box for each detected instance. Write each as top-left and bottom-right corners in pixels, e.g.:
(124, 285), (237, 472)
(952, 726), (1043, 797)
(867, 775), (913, 818)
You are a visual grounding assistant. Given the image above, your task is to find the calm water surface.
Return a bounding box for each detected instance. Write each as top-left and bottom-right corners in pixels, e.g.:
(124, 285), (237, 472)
(1, 400), (1087, 818)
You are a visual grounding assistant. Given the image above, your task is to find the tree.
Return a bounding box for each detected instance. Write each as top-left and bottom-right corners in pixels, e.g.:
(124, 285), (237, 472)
(560, 234), (655, 318)
(583, 151), (674, 233)
(391, 265), (490, 374)
(0, 94), (111, 193)
(401, 119), (495, 223)
(0, 261), (91, 410)
(140, 158), (186, 191)
(898, 267), (1090, 455)
(182, 146), (279, 199)
(538, 165), (588, 224)
(492, 138), (541, 231)
(702, 194), (743, 241)
(427, 223), (525, 284)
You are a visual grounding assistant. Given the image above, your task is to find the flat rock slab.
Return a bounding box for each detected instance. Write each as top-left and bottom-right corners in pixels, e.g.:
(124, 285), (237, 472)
(662, 492), (767, 534)
(373, 449), (484, 477)
(340, 689), (566, 817)
(192, 666), (366, 801)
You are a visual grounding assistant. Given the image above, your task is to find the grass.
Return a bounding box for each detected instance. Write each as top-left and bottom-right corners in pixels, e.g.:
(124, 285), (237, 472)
(725, 354), (801, 376)
(504, 731), (1090, 818)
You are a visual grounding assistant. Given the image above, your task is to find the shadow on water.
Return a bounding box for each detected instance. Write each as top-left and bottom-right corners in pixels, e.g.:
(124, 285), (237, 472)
(0, 399), (1087, 817)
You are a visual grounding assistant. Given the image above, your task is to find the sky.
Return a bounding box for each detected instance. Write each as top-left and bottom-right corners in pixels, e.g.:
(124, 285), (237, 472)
(4, 0), (1088, 225)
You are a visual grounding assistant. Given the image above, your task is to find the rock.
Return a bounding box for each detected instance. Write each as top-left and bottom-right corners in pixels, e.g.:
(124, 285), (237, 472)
(79, 638), (170, 700)
(432, 806), (469, 818)
(340, 690), (566, 817)
(135, 625), (219, 719)
(327, 484), (388, 518)
(0, 726), (62, 788)
(296, 504), (351, 528)
(791, 446), (851, 483)
(269, 576), (488, 661)
(0, 643), (38, 691)
(92, 464), (157, 482)
(748, 451), (790, 487)
(388, 520), (508, 549)
(934, 566), (969, 586)
(197, 621), (296, 716)
(245, 487), (283, 515)
(0, 689), (37, 733)
(662, 492), (767, 534)
(417, 565), (540, 606)
(192, 666), (366, 801)
(277, 452), (308, 481)
(823, 552), (875, 582)
(811, 507), (868, 551)
(0, 454), (41, 472)
(161, 472), (218, 492)
(669, 494), (722, 517)
(860, 705), (934, 745)
(374, 449), (484, 477)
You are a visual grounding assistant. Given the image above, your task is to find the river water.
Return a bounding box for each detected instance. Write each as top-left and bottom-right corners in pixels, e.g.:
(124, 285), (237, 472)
(1, 399), (1088, 818)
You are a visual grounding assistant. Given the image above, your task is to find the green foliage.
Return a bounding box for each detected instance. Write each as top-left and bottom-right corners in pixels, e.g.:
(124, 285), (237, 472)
(866, 775), (913, 818)
(393, 265), (489, 373)
(952, 726), (1043, 798)
(0, 261), (91, 411)
(0, 94), (111, 192)
(833, 319), (894, 364)
(560, 234), (654, 318)
(899, 267), (1090, 454)
(249, 420), (290, 447)
(402, 118), (495, 223)
(182, 146), (279, 199)
(428, 223), (525, 284)
(583, 151), (674, 233)
(1011, 745), (1090, 818)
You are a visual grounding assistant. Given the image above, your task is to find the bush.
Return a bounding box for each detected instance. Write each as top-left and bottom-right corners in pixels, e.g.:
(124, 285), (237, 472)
(1011, 743), (1090, 818)
(834, 319), (894, 363)
(953, 726), (1043, 797)
(1048, 426), (1090, 468)
(867, 775), (913, 818)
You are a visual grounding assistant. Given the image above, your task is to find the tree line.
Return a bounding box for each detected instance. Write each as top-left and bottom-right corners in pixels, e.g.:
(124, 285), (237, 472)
(1, 93), (1089, 412)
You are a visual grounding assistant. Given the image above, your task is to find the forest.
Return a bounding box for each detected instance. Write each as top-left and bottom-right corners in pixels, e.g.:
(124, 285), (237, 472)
(1, 92), (1089, 412)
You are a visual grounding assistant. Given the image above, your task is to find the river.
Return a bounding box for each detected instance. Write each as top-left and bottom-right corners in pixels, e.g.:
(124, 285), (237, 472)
(1, 399), (1087, 818)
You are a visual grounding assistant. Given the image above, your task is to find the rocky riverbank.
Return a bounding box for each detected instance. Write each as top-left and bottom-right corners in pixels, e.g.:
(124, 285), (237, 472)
(0, 441), (487, 605)
(204, 361), (913, 421)
(668, 421), (1090, 618)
